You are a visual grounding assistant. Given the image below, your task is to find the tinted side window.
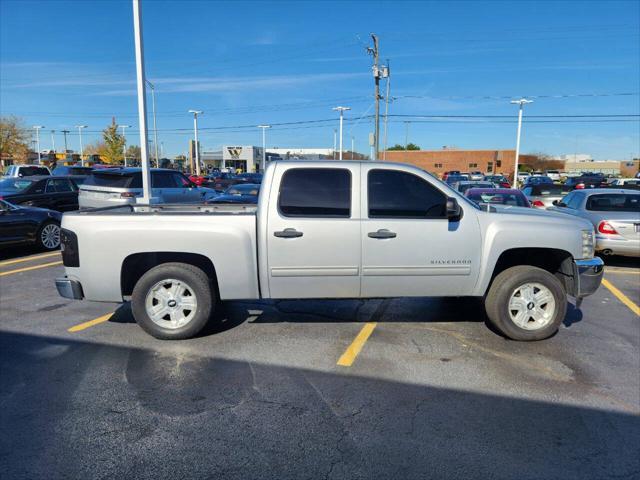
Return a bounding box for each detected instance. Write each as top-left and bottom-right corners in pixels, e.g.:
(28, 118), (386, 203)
(46, 179), (73, 193)
(278, 168), (351, 217)
(368, 169), (446, 218)
(152, 172), (177, 188)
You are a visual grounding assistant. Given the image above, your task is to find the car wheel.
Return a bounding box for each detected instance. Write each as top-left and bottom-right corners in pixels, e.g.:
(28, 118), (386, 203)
(36, 220), (61, 250)
(485, 265), (567, 341)
(131, 262), (214, 340)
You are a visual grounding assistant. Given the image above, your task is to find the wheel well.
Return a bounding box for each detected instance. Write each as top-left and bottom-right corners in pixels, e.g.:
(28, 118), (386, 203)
(488, 248), (574, 294)
(121, 252), (219, 298)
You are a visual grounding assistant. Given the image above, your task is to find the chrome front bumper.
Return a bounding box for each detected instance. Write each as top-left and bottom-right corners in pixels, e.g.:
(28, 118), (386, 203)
(572, 257), (604, 298)
(56, 277), (84, 300)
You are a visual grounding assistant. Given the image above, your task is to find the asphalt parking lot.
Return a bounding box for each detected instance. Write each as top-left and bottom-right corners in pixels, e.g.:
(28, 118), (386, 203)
(1, 248), (638, 479)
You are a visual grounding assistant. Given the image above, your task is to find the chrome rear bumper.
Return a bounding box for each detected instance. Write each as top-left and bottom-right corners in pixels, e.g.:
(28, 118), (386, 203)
(55, 277), (84, 300)
(573, 257), (604, 298)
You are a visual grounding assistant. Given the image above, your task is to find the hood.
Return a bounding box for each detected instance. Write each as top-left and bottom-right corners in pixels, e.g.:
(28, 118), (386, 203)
(483, 204), (593, 228)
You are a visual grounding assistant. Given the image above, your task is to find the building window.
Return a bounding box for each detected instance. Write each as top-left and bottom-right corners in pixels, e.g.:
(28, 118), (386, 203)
(434, 163), (443, 168)
(469, 163), (478, 168)
(496, 160), (502, 168)
(487, 162), (494, 173)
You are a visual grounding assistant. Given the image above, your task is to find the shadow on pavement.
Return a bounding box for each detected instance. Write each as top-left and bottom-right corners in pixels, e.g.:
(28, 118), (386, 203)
(0, 244), (57, 261)
(0, 330), (637, 479)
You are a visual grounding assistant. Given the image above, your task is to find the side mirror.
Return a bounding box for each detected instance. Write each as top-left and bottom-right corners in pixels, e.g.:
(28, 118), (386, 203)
(446, 197), (463, 221)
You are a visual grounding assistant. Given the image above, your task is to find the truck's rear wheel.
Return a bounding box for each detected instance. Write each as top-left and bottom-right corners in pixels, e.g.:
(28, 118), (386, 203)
(485, 265), (566, 341)
(131, 262), (214, 340)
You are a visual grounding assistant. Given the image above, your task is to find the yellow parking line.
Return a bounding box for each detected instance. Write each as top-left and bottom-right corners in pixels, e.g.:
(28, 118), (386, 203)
(337, 322), (377, 367)
(604, 269), (640, 276)
(68, 313), (113, 332)
(602, 278), (640, 316)
(0, 251), (60, 267)
(0, 261), (63, 277)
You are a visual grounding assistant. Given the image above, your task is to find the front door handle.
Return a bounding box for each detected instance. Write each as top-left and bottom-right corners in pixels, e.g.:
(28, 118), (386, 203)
(274, 228), (303, 238)
(368, 229), (397, 239)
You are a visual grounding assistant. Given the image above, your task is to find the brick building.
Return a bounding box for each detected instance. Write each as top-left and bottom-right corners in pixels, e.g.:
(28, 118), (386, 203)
(383, 148), (537, 180)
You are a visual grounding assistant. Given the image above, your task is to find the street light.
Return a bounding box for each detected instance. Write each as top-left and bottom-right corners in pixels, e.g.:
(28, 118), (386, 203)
(75, 125), (87, 166)
(118, 125), (131, 166)
(188, 110), (203, 175)
(332, 106), (351, 161)
(510, 98), (533, 185)
(32, 126), (44, 163)
(257, 125), (271, 172)
(146, 80), (159, 167)
(50, 130), (56, 153)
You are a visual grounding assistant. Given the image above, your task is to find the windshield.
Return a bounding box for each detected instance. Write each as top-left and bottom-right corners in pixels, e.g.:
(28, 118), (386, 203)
(468, 191), (529, 207)
(586, 194), (640, 212)
(0, 178), (34, 192)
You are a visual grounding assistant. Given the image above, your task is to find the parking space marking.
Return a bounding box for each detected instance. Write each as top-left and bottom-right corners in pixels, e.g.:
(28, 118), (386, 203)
(604, 269), (640, 276)
(602, 279), (640, 316)
(0, 251), (60, 267)
(68, 313), (113, 332)
(0, 261), (63, 277)
(337, 322), (377, 367)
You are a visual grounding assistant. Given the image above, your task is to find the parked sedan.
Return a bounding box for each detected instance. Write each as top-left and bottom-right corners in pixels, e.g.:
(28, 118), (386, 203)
(565, 175), (607, 190)
(452, 180), (496, 194)
(0, 176), (81, 211)
(465, 188), (531, 208)
(468, 171), (484, 181)
(522, 184), (572, 208)
(208, 172), (243, 192)
(445, 174), (470, 186)
(51, 165), (94, 176)
(483, 175), (510, 188)
(522, 175), (554, 187)
(206, 183), (260, 204)
(548, 188), (640, 257)
(0, 199), (61, 250)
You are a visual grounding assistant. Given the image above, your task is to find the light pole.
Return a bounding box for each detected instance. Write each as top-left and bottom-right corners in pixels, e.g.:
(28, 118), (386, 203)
(257, 125), (271, 172)
(351, 136), (355, 160)
(333, 129), (337, 159)
(61, 129), (70, 154)
(50, 130), (56, 153)
(32, 126), (44, 163)
(146, 79), (159, 167)
(188, 110), (203, 176)
(118, 125), (131, 166)
(404, 121), (410, 151)
(75, 125), (87, 166)
(510, 98), (533, 185)
(332, 106), (351, 160)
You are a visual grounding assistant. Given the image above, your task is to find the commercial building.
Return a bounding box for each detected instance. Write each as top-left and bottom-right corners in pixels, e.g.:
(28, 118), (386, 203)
(564, 159), (639, 177)
(267, 148), (335, 160)
(383, 148), (536, 179)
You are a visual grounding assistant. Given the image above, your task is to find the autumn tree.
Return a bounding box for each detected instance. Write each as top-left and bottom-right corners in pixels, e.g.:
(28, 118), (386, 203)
(0, 116), (31, 164)
(101, 119), (125, 164)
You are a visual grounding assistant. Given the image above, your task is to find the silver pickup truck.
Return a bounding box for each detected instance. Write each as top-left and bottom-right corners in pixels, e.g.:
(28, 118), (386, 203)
(56, 161), (604, 341)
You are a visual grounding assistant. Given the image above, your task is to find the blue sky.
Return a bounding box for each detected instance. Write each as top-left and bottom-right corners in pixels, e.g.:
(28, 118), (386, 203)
(1, 0), (639, 159)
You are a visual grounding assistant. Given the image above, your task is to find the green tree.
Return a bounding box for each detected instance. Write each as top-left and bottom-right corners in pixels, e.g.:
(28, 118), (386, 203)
(387, 143), (421, 151)
(406, 143), (420, 151)
(101, 120), (125, 164)
(0, 116), (31, 164)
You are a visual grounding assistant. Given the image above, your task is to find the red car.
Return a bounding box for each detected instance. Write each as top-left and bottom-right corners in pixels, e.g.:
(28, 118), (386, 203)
(188, 174), (206, 186)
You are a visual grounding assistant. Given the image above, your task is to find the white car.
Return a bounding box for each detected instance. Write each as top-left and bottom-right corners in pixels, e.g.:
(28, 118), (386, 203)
(3, 164), (51, 178)
(607, 178), (640, 187)
(545, 170), (561, 182)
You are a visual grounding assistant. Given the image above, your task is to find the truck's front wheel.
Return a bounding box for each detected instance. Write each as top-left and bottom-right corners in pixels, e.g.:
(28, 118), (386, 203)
(485, 266), (567, 341)
(131, 263), (214, 340)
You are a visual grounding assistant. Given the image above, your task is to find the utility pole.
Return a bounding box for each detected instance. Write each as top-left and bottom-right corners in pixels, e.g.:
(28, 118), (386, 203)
(510, 98), (533, 186)
(332, 106), (351, 160)
(333, 129), (337, 159)
(382, 59), (391, 161)
(351, 136), (355, 160)
(119, 125), (131, 166)
(146, 80), (159, 167)
(188, 110), (203, 176)
(75, 125), (87, 166)
(61, 129), (70, 154)
(404, 121), (410, 150)
(368, 33), (381, 161)
(33, 126), (44, 163)
(50, 130), (56, 153)
(257, 125), (271, 172)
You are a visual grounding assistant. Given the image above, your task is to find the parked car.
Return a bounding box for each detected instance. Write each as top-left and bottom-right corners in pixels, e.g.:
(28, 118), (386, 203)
(468, 171), (484, 181)
(483, 175), (510, 188)
(545, 170), (561, 182)
(517, 171), (531, 182)
(522, 175), (554, 187)
(78, 168), (217, 209)
(3, 164), (51, 177)
(0, 176), (82, 211)
(465, 188), (531, 208)
(51, 165), (94, 177)
(522, 184), (572, 208)
(452, 181), (496, 194)
(565, 175), (607, 190)
(548, 189), (639, 257)
(188, 174), (207, 186)
(606, 178), (640, 187)
(208, 172), (243, 192)
(207, 184), (260, 204)
(441, 170), (460, 181)
(236, 172), (263, 184)
(0, 199), (62, 250)
(444, 174), (469, 186)
(56, 160), (603, 342)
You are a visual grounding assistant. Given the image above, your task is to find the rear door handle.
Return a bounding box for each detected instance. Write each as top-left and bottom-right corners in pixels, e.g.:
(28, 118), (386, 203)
(274, 228), (303, 238)
(368, 229), (397, 239)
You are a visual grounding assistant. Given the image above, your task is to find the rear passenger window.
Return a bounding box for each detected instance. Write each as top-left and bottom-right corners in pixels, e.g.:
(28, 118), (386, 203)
(278, 168), (351, 217)
(46, 179), (73, 193)
(368, 169), (446, 218)
(152, 172), (177, 188)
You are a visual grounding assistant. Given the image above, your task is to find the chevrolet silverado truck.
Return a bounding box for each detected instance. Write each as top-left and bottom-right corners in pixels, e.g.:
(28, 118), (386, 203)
(56, 161), (604, 341)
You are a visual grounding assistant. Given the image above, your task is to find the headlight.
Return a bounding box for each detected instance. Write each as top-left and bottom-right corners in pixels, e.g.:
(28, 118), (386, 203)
(581, 229), (594, 259)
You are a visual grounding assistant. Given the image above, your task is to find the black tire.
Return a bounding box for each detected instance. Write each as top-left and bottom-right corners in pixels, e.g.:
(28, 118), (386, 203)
(35, 220), (61, 251)
(485, 265), (567, 341)
(131, 262), (214, 340)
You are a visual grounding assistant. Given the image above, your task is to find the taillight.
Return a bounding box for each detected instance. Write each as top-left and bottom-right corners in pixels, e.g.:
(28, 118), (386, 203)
(598, 221), (618, 235)
(532, 200), (545, 207)
(575, 183), (585, 189)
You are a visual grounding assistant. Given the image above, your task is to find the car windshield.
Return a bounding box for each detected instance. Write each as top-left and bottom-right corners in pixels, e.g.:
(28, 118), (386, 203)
(586, 194), (640, 212)
(468, 192), (528, 207)
(0, 178), (34, 192)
